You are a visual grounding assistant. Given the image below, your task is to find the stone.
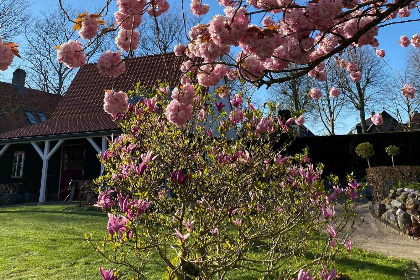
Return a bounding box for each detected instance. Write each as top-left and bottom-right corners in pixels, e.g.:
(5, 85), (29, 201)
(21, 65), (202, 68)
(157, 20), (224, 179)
(396, 188), (404, 195)
(391, 200), (402, 209)
(387, 190), (397, 199)
(406, 197), (419, 210)
(374, 203), (387, 217)
(396, 193), (408, 203)
(383, 209), (398, 228)
(386, 204), (392, 210)
(381, 198), (392, 205)
(407, 208), (420, 220)
(408, 193), (416, 199)
(396, 209), (411, 231)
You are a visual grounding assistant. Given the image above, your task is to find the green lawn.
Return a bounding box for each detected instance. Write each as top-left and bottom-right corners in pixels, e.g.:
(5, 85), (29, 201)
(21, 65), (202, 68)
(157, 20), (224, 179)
(0, 204), (417, 280)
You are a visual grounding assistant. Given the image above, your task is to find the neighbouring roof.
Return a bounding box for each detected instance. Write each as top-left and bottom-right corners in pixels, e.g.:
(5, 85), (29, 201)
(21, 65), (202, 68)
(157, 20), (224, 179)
(0, 53), (186, 141)
(0, 81), (61, 134)
(410, 111), (420, 129)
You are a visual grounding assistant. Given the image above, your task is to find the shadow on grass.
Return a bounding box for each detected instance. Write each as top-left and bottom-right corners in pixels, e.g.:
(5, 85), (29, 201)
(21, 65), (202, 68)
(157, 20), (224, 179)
(0, 208), (106, 217)
(336, 257), (406, 277)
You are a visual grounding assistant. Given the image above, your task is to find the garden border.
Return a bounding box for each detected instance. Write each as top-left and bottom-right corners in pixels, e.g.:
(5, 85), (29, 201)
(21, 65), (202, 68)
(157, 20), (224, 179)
(368, 202), (420, 242)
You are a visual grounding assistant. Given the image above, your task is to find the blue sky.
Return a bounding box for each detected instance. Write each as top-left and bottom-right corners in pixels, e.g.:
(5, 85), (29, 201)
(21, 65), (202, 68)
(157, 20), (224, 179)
(2, 0), (419, 134)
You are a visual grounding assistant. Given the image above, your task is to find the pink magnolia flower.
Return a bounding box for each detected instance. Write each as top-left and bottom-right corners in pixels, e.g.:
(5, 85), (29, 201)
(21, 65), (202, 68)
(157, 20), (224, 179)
(141, 151), (157, 164)
(344, 239), (352, 251)
(319, 265), (337, 280)
(275, 154), (290, 165)
(94, 189), (115, 209)
(170, 170), (187, 184)
(198, 108), (206, 121)
(375, 49), (385, 58)
(230, 94), (243, 107)
(135, 162), (148, 175)
(350, 71), (362, 82)
(293, 269), (316, 280)
(131, 199), (151, 217)
(329, 240), (335, 249)
(229, 109), (244, 124)
(97, 51), (125, 77)
(321, 205), (335, 219)
(295, 115), (305, 126)
(210, 228), (218, 235)
(173, 229), (190, 242)
(183, 219), (195, 232)
(329, 87), (341, 98)
(371, 113), (383, 125)
(56, 40), (86, 69)
(107, 213), (128, 236)
(103, 90), (128, 115)
(233, 218), (242, 226)
(327, 225), (336, 238)
(402, 84), (416, 99)
(309, 88), (322, 101)
(399, 35), (411, 47)
(115, 29), (140, 51)
(215, 101), (226, 111)
(99, 267), (117, 280)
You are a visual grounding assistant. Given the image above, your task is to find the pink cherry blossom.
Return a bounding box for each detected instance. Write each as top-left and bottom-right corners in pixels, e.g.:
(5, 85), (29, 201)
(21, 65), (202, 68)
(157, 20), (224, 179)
(0, 40), (14, 71)
(329, 87), (340, 98)
(191, 0), (210, 16)
(171, 85), (196, 105)
(371, 113), (383, 125)
(398, 7), (411, 18)
(346, 61), (357, 72)
(97, 51), (126, 77)
(375, 49), (385, 58)
(79, 15), (100, 40)
(115, 29), (140, 51)
(114, 11), (142, 30)
(174, 43), (187, 56)
(262, 15), (275, 27)
(104, 90), (128, 115)
(295, 115), (305, 125)
(411, 34), (420, 48)
(148, 0), (170, 17)
(402, 84), (416, 99)
(165, 100), (194, 126)
(350, 71), (362, 82)
(309, 88), (322, 101)
(399, 35), (411, 47)
(216, 85), (230, 99)
(56, 40), (86, 69)
(117, 0), (146, 15)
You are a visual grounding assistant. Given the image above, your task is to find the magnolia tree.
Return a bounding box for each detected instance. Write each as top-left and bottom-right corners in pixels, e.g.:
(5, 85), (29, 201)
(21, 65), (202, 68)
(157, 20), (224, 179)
(90, 83), (360, 279)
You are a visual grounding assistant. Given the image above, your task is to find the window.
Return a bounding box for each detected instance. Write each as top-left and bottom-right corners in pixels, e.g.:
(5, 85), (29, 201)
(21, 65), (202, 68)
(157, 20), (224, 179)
(24, 110), (38, 124)
(11, 152), (25, 178)
(37, 111), (47, 122)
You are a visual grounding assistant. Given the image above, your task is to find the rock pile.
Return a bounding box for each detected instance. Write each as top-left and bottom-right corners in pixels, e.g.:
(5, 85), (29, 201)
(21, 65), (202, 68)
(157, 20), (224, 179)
(375, 188), (420, 237)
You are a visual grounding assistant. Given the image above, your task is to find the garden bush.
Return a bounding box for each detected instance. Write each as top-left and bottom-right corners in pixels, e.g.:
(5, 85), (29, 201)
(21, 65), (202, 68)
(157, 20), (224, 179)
(366, 166), (420, 202)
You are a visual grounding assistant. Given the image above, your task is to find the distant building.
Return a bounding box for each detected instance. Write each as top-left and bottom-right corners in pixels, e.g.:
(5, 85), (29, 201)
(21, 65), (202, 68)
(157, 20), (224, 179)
(349, 111), (404, 134)
(409, 110), (420, 131)
(0, 69), (61, 133)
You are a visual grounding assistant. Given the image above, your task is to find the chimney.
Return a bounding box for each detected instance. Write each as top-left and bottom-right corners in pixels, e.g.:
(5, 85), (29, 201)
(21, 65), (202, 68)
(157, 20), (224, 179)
(12, 69), (26, 93)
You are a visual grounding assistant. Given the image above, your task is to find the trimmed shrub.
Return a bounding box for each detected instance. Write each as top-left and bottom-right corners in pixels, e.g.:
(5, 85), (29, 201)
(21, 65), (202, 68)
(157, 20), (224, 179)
(367, 166), (420, 201)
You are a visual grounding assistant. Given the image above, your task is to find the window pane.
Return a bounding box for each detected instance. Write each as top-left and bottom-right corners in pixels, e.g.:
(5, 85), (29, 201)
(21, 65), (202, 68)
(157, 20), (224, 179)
(24, 110), (38, 124)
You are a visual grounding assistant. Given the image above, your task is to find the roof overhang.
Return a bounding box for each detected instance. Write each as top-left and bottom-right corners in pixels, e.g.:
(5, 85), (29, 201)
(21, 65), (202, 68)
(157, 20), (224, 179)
(0, 129), (122, 145)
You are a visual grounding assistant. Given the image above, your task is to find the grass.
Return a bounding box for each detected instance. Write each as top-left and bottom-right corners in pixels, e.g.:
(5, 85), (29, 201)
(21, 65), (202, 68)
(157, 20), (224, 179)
(0, 204), (417, 280)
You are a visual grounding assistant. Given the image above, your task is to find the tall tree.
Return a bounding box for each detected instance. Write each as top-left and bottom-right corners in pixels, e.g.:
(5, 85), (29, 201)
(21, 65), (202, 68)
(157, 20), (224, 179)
(0, 0), (29, 41)
(335, 47), (388, 133)
(136, 8), (199, 55)
(23, 7), (113, 95)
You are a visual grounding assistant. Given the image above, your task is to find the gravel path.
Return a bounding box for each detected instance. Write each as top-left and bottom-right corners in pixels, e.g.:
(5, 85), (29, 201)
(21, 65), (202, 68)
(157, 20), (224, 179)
(351, 202), (420, 266)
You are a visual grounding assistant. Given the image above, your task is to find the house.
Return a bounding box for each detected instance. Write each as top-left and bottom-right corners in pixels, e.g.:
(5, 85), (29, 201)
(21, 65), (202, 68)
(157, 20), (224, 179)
(0, 69), (61, 133)
(409, 110), (420, 130)
(0, 53), (189, 204)
(349, 111), (404, 134)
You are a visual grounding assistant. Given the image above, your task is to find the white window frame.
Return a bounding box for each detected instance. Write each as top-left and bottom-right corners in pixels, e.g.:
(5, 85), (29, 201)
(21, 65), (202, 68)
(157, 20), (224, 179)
(11, 152), (25, 178)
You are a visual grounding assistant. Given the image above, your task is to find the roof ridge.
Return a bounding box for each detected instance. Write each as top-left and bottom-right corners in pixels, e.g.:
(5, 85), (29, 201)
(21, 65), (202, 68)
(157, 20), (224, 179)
(0, 81), (61, 97)
(82, 52), (176, 66)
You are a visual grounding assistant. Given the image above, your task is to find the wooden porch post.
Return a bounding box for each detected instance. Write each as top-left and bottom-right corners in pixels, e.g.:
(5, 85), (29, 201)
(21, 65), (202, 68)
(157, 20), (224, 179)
(0, 144), (11, 157)
(32, 140), (64, 204)
(86, 137), (108, 176)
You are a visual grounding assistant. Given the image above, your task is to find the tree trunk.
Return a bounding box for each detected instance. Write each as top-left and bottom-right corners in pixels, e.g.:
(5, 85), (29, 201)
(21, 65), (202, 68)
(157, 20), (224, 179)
(359, 102), (367, 134)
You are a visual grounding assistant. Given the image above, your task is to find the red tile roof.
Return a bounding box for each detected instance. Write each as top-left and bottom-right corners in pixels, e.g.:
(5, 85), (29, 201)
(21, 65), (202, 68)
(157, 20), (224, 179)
(0, 82), (61, 134)
(0, 53), (185, 140)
